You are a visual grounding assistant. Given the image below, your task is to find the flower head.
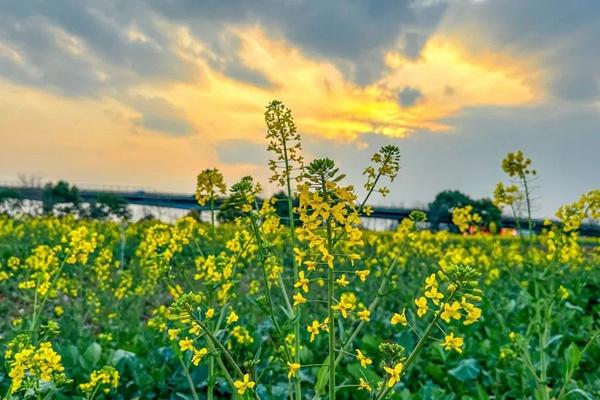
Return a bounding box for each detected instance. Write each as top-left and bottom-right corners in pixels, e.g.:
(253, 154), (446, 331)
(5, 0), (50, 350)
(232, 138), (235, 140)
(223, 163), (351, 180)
(233, 373), (256, 395)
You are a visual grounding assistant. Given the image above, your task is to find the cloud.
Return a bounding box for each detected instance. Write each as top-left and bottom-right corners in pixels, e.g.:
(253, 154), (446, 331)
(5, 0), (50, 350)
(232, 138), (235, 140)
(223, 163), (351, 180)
(0, 1), (542, 141)
(0, 1), (197, 96)
(127, 96), (195, 136)
(216, 139), (268, 165)
(436, 0), (600, 103)
(399, 86), (423, 107)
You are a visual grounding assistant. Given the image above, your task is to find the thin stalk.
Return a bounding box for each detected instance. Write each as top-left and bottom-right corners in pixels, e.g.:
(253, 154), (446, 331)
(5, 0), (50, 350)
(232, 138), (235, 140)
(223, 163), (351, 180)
(179, 356), (200, 400)
(324, 183), (336, 400)
(335, 242), (407, 366)
(522, 175), (533, 243)
(358, 172), (381, 214)
(533, 280), (549, 400)
(30, 258), (67, 340)
(248, 213), (283, 335)
(376, 304), (445, 400)
(210, 197), (216, 236)
(282, 137), (302, 400)
(247, 211), (293, 360)
(208, 357), (215, 400)
(208, 295), (216, 400)
(190, 308), (245, 378)
(510, 204), (522, 238)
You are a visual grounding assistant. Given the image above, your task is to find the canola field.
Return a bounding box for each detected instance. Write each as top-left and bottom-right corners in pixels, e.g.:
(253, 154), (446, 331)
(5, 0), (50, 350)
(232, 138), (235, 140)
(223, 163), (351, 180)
(1, 102), (599, 400)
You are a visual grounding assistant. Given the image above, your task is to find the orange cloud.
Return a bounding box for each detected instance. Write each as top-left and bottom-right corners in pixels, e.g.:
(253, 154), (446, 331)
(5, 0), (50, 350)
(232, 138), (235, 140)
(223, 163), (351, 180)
(0, 24), (543, 191)
(139, 26), (541, 143)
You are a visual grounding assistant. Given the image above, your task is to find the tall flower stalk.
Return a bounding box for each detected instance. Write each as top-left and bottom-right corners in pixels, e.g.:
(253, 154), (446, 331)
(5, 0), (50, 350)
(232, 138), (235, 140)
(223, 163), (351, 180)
(500, 151), (536, 242)
(296, 158), (364, 399)
(195, 168), (227, 235)
(265, 100), (304, 400)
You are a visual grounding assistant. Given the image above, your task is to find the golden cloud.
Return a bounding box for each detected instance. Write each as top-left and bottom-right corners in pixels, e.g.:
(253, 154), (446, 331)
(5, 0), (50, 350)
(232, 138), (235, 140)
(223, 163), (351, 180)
(0, 24), (543, 190)
(143, 26), (542, 142)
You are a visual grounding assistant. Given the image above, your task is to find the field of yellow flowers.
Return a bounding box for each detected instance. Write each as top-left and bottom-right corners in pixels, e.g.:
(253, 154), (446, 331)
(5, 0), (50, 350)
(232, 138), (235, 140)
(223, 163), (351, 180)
(1, 101), (599, 400)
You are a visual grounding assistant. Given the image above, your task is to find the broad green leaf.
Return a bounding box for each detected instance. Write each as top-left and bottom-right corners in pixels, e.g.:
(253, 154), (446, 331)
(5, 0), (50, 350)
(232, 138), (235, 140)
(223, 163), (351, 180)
(448, 358), (481, 382)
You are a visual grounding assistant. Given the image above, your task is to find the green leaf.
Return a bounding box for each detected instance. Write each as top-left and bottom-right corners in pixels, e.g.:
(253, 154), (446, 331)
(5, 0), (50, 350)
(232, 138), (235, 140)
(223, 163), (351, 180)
(79, 342), (102, 369)
(109, 348), (136, 366)
(545, 334), (563, 349)
(313, 358), (329, 396)
(563, 343), (581, 379)
(565, 388), (594, 400)
(448, 358), (481, 382)
(424, 362), (445, 383)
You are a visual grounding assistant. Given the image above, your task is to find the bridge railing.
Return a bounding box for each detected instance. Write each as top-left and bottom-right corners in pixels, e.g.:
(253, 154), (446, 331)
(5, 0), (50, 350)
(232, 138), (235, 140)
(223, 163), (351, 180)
(1, 184), (598, 236)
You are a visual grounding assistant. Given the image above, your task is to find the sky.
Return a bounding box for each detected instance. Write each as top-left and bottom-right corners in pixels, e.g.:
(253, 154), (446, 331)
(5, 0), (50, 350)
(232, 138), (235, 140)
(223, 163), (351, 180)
(0, 0), (599, 217)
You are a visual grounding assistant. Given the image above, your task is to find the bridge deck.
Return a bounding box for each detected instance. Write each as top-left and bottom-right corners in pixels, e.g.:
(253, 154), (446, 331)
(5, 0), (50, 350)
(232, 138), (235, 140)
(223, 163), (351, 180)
(1, 185), (598, 236)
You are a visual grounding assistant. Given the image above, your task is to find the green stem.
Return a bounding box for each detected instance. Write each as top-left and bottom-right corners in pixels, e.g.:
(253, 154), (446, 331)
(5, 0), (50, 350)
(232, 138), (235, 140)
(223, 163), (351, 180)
(533, 280), (550, 400)
(210, 199), (214, 231)
(335, 242), (407, 367)
(282, 138), (302, 400)
(522, 175), (533, 243)
(247, 211), (294, 362)
(30, 258), (67, 340)
(325, 208), (336, 400)
(510, 204), (522, 239)
(192, 312), (245, 378)
(358, 172), (381, 214)
(376, 304), (444, 400)
(179, 356), (200, 400)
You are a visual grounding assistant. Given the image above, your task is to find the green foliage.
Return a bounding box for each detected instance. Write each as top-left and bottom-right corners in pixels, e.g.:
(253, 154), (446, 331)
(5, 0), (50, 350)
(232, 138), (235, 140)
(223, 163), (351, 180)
(42, 180), (81, 215)
(428, 190), (501, 231)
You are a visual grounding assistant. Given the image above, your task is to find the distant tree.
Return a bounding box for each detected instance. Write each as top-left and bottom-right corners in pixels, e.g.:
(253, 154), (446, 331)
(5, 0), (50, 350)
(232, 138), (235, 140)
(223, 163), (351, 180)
(217, 196), (246, 223)
(428, 190), (501, 231)
(0, 188), (23, 214)
(86, 193), (131, 220)
(42, 181), (81, 216)
(472, 198), (502, 229)
(428, 190), (472, 230)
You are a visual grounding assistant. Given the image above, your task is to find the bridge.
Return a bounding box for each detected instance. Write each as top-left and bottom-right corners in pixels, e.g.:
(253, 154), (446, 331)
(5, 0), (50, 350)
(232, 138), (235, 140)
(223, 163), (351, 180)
(1, 183), (598, 237)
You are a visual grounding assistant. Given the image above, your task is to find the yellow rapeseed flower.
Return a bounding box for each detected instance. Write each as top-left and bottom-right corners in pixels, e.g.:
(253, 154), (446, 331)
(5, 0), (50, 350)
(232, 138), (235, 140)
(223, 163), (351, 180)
(192, 348), (208, 366)
(293, 292), (307, 307)
(179, 338), (194, 352)
(415, 297), (428, 317)
(384, 362), (404, 387)
(391, 308), (408, 326)
(294, 271), (310, 293)
(358, 377), (372, 391)
(440, 301), (461, 323)
(287, 362), (301, 379)
(307, 320), (320, 342)
(227, 310), (239, 325)
(233, 373), (256, 395)
(356, 349), (372, 368)
(442, 332), (464, 353)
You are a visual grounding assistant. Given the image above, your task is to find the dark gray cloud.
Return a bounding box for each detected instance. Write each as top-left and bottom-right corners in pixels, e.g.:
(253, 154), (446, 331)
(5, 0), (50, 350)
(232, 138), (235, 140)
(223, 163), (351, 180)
(216, 139), (269, 165)
(398, 86), (422, 107)
(0, 0), (447, 94)
(128, 96), (194, 136)
(0, 0), (197, 97)
(144, 0), (446, 84)
(1, 0), (599, 104)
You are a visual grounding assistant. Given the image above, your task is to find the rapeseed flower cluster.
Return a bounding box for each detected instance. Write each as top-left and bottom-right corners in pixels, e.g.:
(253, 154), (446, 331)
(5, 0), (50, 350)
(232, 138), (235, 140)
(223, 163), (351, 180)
(79, 365), (119, 394)
(7, 341), (67, 393)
